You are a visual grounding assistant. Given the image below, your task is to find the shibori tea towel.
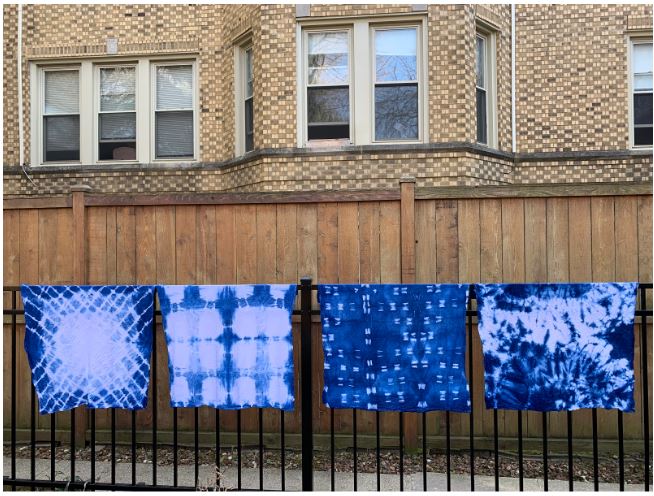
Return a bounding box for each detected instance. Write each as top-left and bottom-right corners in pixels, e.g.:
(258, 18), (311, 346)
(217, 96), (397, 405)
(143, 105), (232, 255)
(474, 283), (639, 412)
(22, 285), (155, 414)
(318, 284), (471, 413)
(157, 285), (297, 410)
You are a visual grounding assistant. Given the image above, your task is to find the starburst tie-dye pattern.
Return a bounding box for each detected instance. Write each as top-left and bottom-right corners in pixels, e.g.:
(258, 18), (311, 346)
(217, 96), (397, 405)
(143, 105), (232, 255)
(318, 284), (471, 412)
(157, 285), (296, 410)
(475, 283), (638, 412)
(22, 285), (155, 414)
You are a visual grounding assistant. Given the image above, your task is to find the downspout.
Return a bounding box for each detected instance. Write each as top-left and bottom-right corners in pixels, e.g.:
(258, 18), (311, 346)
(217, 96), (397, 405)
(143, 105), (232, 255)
(511, 4), (516, 153)
(17, 4), (24, 167)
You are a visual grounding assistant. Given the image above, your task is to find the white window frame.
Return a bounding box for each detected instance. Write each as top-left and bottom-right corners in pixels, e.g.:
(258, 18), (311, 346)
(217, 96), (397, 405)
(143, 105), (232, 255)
(30, 55), (198, 166)
(475, 23), (498, 148)
(94, 63), (139, 163)
(297, 15), (428, 147)
(235, 40), (254, 156)
(151, 60), (199, 162)
(628, 36), (653, 149)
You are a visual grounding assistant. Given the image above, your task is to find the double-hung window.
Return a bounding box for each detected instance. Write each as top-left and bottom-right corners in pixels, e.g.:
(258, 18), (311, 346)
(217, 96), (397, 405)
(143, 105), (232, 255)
(306, 30), (351, 141)
(154, 63), (195, 159)
(475, 25), (497, 147)
(631, 39), (653, 147)
(42, 68), (80, 162)
(235, 43), (255, 155)
(373, 27), (419, 141)
(32, 57), (197, 165)
(98, 66), (136, 160)
(299, 17), (426, 146)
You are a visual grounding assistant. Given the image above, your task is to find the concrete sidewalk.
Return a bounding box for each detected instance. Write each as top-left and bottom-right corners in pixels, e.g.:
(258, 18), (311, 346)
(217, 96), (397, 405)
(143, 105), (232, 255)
(3, 458), (646, 491)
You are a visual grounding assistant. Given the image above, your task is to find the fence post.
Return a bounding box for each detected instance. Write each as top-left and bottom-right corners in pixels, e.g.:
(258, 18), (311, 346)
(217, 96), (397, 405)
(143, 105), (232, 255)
(300, 277), (314, 490)
(71, 184), (90, 448)
(399, 177), (419, 449)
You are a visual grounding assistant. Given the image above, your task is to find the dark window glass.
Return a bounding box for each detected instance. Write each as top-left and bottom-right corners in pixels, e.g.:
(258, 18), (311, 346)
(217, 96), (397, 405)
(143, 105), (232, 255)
(374, 84), (418, 141)
(477, 88), (487, 144)
(634, 93), (653, 125)
(634, 126), (653, 146)
(245, 97), (254, 152)
(44, 115), (80, 162)
(307, 86), (349, 139)
(155, 111), (194, 158)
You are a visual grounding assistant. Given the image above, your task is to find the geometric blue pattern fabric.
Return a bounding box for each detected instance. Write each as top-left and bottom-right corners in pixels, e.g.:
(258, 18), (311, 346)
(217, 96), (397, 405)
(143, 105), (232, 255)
(157, 284), (296, 410)
(21, 285), (155, 414)
(318, 284), (471, 413)
(475, 283), (638, 412)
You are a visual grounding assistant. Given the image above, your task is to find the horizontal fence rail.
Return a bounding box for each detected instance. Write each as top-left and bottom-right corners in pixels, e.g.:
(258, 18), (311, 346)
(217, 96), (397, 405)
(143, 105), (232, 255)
(3, 282), (653, 491)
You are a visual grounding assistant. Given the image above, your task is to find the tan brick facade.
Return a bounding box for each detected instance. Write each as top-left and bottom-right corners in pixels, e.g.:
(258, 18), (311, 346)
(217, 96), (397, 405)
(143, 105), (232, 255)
(2, 4), (652, 196)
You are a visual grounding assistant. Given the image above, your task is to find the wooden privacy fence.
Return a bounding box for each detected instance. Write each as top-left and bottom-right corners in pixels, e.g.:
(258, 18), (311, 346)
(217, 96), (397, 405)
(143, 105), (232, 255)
(3, 179), (653, 451)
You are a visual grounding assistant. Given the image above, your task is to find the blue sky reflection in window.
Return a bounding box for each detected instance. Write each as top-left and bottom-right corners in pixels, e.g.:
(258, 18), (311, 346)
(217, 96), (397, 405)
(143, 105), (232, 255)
(318, 284), (471, 413)
(157, 284), (296, 410)
(475, 283), (638, 412)
(22, 285), (155, 414)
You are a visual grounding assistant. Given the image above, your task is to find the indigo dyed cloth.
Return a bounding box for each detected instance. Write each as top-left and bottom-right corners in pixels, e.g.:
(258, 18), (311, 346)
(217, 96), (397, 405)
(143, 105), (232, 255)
(318, 284), (471, 412)
(157, 285), (296, 410)
(475, 283), (638, 412)
(22, 285), (155, 414)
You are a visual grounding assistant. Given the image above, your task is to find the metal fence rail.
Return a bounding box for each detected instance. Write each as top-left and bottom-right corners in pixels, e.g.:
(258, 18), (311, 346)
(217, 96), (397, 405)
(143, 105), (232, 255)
(3, 281), (653, 491)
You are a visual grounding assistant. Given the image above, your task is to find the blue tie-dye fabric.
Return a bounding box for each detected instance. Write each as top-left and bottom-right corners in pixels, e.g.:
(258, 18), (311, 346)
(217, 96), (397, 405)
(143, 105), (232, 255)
(318, 284), (471, 412)
(157, 285), (296, 410)
(22, 285), (155, 414)
(475, 283), (638, 412)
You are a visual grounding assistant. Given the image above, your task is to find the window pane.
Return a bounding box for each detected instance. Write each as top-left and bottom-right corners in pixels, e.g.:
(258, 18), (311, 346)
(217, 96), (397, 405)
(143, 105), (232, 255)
(156, 65), (193, 110)
(245, 98), (254, 152)
(99, 112), (136, 140)
(477, 88), (487, 144)
(44, 115), (80, 161)
(155, 111), (194, 158)
(307, 123), (350, 140)
(308, 32), (349, 85)
(100, 67), (136, 112)
(634, 126), (653, 146)
(635, 74), (653, 91)
(375, 28), (417, 82)
(476, 35), (486, 88)
(633, 43), (653, 74)
(245, 49), (254, 98)
(99, 142), (136, 160)
(634, 93), (653, 125)
(44, 71), (79, 114)
(307, 87), (349, 125)
(374, 84), (418, 140)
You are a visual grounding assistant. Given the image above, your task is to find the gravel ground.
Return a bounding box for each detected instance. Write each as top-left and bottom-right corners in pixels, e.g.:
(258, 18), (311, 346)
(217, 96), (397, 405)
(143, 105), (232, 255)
(6, 445), (652, 485)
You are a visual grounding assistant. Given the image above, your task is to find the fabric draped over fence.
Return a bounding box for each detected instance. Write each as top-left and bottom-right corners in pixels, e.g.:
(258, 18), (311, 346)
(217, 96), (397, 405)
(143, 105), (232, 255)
(475, 282), (639, 412)
(21, 285), (155, 414)
(157, 284), (297, 410)
(318, 284), (471, 413)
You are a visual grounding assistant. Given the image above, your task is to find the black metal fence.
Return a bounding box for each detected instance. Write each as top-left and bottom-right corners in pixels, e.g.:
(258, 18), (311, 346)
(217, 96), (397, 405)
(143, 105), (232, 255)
(3, 280), (652, 491)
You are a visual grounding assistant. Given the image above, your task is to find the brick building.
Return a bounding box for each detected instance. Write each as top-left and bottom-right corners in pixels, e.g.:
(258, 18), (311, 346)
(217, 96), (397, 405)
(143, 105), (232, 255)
(2, 4), (652, 196)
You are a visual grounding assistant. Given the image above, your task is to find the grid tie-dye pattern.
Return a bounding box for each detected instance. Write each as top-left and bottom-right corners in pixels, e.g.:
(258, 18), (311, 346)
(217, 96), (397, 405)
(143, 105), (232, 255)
(22, 285), (155, 414)
(318, 284), (471, 412)
(475, 283), (638, 412)
(157, 285), (296, 410)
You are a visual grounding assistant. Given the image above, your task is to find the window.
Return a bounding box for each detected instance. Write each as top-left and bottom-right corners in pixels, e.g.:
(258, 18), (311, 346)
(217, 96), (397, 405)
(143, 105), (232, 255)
(235, 43), (254, 155)
(42, 69), (80, 162)
(475, 26), (497, 147)
(298, 17), (426, 146)
(31, 57), (197, 165)
(306, 30), (351, 141)
(373, 27), (418, 141)
(631, 39), (653, 147)
(98, 66), (136, 160)
(154, 64), (195, 159)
